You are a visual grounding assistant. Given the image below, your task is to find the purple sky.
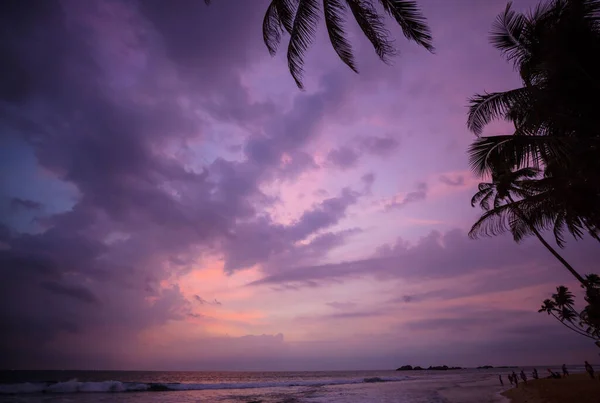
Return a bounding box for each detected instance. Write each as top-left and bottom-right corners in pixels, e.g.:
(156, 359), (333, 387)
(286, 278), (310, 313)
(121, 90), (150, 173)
(1, 0), (599, 371)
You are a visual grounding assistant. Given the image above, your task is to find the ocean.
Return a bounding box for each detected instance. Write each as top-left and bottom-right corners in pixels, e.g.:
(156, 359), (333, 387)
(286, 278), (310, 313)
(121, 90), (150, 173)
(0, 368), (522, 403)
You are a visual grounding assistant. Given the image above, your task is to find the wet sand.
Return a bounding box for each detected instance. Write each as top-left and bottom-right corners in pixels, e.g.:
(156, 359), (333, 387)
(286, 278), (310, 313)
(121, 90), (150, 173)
(502, 373), (600, 403)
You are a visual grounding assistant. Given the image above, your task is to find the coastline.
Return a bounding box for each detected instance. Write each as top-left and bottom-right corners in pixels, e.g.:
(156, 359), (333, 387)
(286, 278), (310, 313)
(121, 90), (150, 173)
(501, 373), (600, 403)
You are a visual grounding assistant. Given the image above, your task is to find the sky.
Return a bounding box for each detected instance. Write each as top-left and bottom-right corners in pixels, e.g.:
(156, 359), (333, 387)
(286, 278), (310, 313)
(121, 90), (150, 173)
(1, 0), (599, 371)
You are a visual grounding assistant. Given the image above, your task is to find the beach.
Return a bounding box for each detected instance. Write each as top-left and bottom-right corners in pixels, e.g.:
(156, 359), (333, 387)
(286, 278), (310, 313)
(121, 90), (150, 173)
(502, 373), (600, 403)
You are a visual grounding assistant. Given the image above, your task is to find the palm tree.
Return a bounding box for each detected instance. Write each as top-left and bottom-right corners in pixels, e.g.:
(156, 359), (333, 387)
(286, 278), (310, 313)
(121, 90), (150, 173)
(539, 282), (600, 340)
(582, 273), (600, 332)
(469, 165), (588, 286)
(467, 0), (600, 248)
(206, 0), (433, 88)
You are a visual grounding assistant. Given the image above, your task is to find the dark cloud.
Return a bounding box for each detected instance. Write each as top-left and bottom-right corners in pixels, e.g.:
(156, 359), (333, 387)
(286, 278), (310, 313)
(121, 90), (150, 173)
(439, 174), (465, 187)
(250, 229), (600, 289)
(324, 310), (383, 319)
(325, 136), (399, 170)
(0, 0), (299, 368)
(194, 295), (222, 306)
(10, 198), (42, 211)
(223, 188), (360, 272)
(326, 146), (360, 170)
(40, 281), (99, 305)
(361, 172), (376, 194)
(359, 136), (399, 157)
(0, 0), (367, 368)
(384, 182), (428, 211)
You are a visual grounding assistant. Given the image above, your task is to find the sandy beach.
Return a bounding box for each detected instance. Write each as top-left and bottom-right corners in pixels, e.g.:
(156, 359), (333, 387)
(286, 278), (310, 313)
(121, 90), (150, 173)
(502, 374), (600, 403)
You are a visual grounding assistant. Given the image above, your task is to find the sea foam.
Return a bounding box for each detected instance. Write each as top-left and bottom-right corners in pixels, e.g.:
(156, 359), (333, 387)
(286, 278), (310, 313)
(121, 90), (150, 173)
(0, 376), (408, 394)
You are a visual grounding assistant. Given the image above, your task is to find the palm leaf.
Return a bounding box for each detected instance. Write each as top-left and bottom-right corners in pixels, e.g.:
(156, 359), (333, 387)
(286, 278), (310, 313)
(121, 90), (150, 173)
(263, 2), (284, 56)
(346, 0), (395, 62)
(324, 0), (358, 72)
(470, 183), (493, 209)
(468, 202), (519, 240)
(275, 0), (297, 34)
(490, 1), (530, 66)
(468, 135), (572, 177)
(378, 0), (434, 51)
(467, 87), (531, 135)
(287, 0), (321, 89)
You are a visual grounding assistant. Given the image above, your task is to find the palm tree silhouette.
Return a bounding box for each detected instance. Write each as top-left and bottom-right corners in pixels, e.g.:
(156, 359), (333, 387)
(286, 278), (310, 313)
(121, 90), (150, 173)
(469, 164), (587, 286)
(206, 0), (433, 88)
(467, 0), (600, 249)
(539, 283), (600, 340)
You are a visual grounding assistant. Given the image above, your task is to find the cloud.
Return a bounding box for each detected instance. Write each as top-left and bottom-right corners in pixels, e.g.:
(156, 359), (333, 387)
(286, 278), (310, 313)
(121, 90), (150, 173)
(439, 174), (465, 187)
(383, 182), (428, 211)
(249, 228), (600, 289)
(361, 172), (375, 194)
(194, 295), (222, 306)
(313, 189), (329, 198)
(326, 146), (360, 170)
(40, 281), (100, 305)
(326, 301), (358, 310)
(324, 310), (383, 319)
(325, 136), (399, 170)
(10, 198), (42, 211)
(222, 188), (361, 272)
(359, 136), (399, 157)
(0, 0), (290, 368)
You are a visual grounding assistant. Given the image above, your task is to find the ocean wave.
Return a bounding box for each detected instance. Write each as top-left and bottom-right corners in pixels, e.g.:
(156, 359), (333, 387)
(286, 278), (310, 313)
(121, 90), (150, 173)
(0, 377), (408, 394)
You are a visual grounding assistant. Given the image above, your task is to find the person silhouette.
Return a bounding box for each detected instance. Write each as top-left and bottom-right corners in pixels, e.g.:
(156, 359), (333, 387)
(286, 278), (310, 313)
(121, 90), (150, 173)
(499, 374), (504, 386)
(562, 364), (569, 377)
(585, 361), (595, 379)
(520, 369), (527, 385)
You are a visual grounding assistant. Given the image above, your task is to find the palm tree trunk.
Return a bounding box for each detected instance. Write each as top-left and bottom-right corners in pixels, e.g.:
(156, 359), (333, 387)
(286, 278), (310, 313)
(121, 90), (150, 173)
(507, 195), (588, 287)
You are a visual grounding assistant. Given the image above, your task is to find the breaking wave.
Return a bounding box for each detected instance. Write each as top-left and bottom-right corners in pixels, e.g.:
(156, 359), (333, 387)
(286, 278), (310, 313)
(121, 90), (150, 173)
(0, 377), (407, 394)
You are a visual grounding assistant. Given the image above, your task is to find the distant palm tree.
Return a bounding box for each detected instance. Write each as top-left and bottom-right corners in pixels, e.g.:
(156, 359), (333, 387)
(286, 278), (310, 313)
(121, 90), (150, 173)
(469, 165), (587, 286)
(539, 282), (600, 340)
(467, 0), (600, 247)
(206, 0), (433, 88)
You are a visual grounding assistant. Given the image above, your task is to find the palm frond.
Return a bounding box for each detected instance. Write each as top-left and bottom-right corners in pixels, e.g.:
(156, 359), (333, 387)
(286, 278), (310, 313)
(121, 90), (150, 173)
(468, 135), (572, 177)
(581, 0), (600, 25)
(324, 0), (358, 73)
(263, 2), (284, 56)
(275, 0), (297, 34)
(490, 2), (530, 66)
(509, 202), (554, 243)
(552, 210), (567, 247)
(346, 0), (395, 62)
(287, 0), (321, 89)
(378, 0), (434, 51)
(470, 183), (493, 208)
(467, 87), (530, 135)
(468, 202), (518, 240)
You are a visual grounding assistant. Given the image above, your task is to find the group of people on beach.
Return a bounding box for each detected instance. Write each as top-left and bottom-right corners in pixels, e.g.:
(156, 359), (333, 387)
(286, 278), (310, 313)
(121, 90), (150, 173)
(498, 362), (597, 388)
(498, 369), (532, 388)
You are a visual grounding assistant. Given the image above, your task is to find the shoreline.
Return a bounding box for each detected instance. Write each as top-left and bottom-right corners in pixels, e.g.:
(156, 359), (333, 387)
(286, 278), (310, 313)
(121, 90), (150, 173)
(501, 373), (600, 403)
